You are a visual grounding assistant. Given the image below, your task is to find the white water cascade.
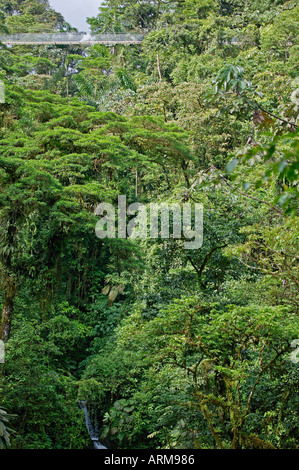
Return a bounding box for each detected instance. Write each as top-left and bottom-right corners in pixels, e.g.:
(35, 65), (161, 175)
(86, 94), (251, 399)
(78, 401), (107, 449)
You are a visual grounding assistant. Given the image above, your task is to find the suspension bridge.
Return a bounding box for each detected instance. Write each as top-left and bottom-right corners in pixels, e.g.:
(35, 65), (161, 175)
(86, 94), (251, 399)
(0, 33), (144, 46)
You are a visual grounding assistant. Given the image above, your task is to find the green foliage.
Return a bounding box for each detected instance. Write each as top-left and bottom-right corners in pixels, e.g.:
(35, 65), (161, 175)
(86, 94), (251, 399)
(0, 407), (15, 448)
(0, 0), (298, 451)
(84, 296), (299, 448)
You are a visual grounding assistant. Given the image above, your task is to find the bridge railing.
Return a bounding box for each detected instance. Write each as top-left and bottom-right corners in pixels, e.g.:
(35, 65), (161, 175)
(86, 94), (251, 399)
(0, 33), (144, 45)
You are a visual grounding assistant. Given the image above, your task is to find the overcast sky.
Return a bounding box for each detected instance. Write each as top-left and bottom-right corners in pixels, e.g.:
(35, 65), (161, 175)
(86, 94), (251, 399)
(49, 0), (102, 32)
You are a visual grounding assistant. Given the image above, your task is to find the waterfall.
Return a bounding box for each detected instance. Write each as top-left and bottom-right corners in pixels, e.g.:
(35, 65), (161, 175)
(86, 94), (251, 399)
(78, 401), (107, 449)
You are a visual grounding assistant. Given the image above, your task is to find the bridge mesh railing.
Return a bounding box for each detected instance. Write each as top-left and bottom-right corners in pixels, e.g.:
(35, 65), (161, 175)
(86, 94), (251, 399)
(0, 33), (144, 45)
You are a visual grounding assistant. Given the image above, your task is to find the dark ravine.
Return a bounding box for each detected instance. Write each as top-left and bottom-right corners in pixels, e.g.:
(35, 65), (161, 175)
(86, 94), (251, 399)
(78, 401), (107, 449)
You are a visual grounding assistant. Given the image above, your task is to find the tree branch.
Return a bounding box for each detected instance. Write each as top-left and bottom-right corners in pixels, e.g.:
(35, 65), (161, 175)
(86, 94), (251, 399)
(256, 103), (298, 129)
(222, 177), (284, 215)
(187, 244), (227, 287)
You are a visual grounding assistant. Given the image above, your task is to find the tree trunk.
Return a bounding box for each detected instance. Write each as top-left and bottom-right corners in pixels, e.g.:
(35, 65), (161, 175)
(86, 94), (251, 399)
(157, 50), (162, 81)
(135, 168), (138, 197)
(0, 286), (16, 342)
(66, 67), (69, 97)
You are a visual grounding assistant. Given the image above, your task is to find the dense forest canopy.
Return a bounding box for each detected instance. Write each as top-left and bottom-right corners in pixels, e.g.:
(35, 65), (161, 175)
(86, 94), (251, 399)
(0, 0), (298, 450)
